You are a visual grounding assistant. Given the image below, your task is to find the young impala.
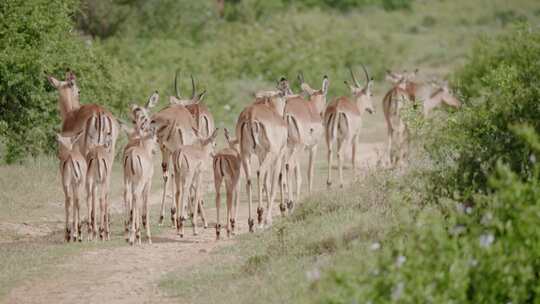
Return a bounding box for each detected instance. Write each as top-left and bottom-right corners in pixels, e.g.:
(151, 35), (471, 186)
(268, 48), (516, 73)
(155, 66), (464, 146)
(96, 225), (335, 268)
(382, 75), (411, 167)
(213, 128), (241, 239)
(324, 65), (375, 188)
(283, 73), (329, 207)
(236, 79), (289, 231)
(86, 135), (113, 241)
(122, 124), (157, 245)
(171, 128), (219, 237)
(56, 132), (86, 242)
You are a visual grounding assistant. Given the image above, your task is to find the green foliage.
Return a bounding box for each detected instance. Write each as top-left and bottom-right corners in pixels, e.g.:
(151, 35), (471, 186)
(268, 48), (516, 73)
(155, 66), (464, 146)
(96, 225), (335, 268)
(311, 25), (540, 304)
(222, 0), (412, 20)
(425, 24), (540, 198)
(0, 0), (131, 163)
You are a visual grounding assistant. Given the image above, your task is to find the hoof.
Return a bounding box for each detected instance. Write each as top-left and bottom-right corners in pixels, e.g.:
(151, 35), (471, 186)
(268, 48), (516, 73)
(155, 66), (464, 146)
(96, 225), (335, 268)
(230, 218), (236, 230)
(287, 200), (294, 211)
(326, 181), (332, 188)
(257, 207), (264, 225)
(248, 218), (255, 233)
(216, 224), (221, 240)
(340, 184), (344, 189)
(279, 203), (286, 214)
(158, 215), (164, 225)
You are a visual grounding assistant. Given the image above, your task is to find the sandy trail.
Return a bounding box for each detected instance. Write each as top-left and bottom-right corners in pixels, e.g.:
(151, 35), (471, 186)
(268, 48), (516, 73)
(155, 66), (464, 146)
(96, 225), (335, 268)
(6, 142), (383, 304)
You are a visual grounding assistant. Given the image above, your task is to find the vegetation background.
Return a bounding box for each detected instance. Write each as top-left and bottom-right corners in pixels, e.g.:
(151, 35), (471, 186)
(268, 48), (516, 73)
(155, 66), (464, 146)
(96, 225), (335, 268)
(1, 0), (540, 303)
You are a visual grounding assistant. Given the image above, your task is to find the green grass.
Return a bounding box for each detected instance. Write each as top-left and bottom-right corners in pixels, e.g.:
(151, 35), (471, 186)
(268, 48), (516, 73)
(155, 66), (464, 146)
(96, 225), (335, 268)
(159, 164), (427, 303)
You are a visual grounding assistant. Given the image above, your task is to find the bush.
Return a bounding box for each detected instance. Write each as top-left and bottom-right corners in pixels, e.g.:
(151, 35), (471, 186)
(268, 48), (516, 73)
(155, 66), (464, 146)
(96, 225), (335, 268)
(425, 24), (540, 199)
(0, 0), (133, 163)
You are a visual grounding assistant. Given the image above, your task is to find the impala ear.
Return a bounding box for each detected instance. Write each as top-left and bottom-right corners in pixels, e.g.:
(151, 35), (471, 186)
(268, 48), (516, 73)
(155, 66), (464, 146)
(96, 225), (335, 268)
(118, 119), (134, 137)
(192, 127), (200, 138)
(146, 91), (159, 109)
(301, 83), (315, 96)
(47, 75), (61, 88)
(321, 75), (329, 96)
(72, 131), (84, 145)
(56, 133), (70, 148)
(169, 96), (184, 105)
(195, 90), (206, 103)
(210, 128), (219, 141)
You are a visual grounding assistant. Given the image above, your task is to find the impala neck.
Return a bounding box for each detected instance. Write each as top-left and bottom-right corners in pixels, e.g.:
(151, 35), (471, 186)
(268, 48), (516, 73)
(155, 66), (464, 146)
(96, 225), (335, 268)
(58, 89), (80, 121)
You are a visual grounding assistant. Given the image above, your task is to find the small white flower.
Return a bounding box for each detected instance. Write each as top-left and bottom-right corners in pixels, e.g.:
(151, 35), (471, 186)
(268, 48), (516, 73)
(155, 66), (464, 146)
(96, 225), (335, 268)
(370, 242), (381, 251)
(468, 258), (478, 267)
(223, 104), (231, 111)
(530, 154), (536, 164)
(450, 224), (466, 236)
(456, 203), (465, 213)
(396, 255), (406, 267)
(481, 212), (493, 225)
(479, 233), (495, 248)
(391, 282), (405, 300)
(305, 268), (320, 282)
(465, 206), (473, 214)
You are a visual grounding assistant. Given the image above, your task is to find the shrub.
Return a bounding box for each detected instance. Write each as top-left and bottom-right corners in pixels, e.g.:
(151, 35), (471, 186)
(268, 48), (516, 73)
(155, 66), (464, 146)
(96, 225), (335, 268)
(0, 0), (131, 163)
(426, 24), (540, 199)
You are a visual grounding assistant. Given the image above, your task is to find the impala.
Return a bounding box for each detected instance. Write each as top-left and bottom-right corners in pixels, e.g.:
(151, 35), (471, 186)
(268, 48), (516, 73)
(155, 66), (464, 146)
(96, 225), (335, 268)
(47, 70), (119, 166)
(122, 124), (157, 245)
(56, 132), (86, 242)
(171, 128), (218, 237)
(324, 65), (374, 188)
(213, 128), (241, 239)
(86, 135), (113, 241)
(170, 71), (215, 138)
(283, 73), (329, 207)
(236, 78), (289, 231)
(149, 81), (199, 228)
(385, 69), (461, 115)
(382, 75), (411, 167)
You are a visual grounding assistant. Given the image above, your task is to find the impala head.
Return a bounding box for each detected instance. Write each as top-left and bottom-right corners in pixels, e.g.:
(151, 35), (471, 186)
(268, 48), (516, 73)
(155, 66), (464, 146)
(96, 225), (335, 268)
(224, 128), (239, 151)
(298, 72), (329, 116)
(345, 65), (375, 114)
(56, 131), (83, 157)
(121, 120), (158, 153)
(433, 82), (462, 109)
(47, 70), (81, 116)
(169, 70), (206, 105)
(131, 91), (159, 132)
(194, 127), (219, 153)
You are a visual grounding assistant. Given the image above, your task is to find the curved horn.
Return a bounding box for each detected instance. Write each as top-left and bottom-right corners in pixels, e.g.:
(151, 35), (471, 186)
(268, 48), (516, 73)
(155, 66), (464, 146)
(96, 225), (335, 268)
(297, 71), (305, 84)
(174, 69), (180, 98)
(360, 63), (370, 84)
(349, 66), (360, 88)
(190, 74), (196, 100)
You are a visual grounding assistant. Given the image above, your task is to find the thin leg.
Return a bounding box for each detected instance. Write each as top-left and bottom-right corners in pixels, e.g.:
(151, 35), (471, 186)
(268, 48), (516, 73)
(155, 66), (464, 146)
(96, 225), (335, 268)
(308, 146), (316, 193)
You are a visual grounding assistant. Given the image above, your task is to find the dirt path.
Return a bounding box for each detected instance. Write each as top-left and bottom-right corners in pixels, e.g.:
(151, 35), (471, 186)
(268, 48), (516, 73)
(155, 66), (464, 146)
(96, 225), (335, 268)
(6, 143), (383, 304)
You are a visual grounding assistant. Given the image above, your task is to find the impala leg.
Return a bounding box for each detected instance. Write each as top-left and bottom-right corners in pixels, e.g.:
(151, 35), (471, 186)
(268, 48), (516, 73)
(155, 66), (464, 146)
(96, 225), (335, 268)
(265, 154), (283, 226)
(196, 175), (208, 229)
(71, 185), (78, 242)
(308, 146), (316, 193)
(73, 187), (81, 242)
(174, 172), (185, 237)
(91, 186), (97, 240)
(86, 181), (92, 241)
(214, 173), (222, 240)
(232, 178), (240, 235)
(291, 159), (301, 211)
(104, 181), (111, 241)
(143, 182), (152, 244)
(225, 185), (233, 237)
(159, 160), (168, 226)
(135, 192), (142, 245)
(337, 137), (347, 189)
(352, 134), (358, 171)
(242, 157), (254, 232)
(129, 191), (136, 245)
(387, 129), (394, 167)
(191, 176), (200, 236)
(123, 180), (130, 242)
(64, 186), (72, 242)
(326, 142), (334, 188)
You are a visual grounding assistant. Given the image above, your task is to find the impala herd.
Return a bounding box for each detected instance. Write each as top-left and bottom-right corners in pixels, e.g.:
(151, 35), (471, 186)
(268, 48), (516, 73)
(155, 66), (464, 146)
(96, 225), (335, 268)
(47, 66), (461, 244)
